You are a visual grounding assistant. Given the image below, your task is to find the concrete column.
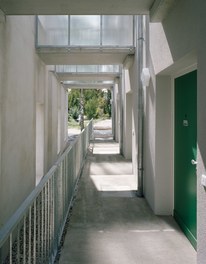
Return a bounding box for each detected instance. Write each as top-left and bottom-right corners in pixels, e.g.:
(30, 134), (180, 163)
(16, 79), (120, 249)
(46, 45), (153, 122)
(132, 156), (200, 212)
(122, 69), (132, 160)
(47, 72), (58, 168)
(114, 82), (119, 142)
(111, 86), (115, 139)
(155, 75), (173, 214)
(36, 60), (46, 185)
(119, 76), (124, 155)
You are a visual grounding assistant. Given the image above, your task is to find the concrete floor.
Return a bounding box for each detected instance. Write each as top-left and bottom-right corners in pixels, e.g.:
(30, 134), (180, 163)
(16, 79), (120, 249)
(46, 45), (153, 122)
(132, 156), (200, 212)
(58, 140), (196, 264)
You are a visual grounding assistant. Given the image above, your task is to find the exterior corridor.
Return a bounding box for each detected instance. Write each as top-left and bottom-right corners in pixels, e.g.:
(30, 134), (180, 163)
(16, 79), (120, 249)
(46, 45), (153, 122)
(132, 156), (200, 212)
(58, 140), (196, 264)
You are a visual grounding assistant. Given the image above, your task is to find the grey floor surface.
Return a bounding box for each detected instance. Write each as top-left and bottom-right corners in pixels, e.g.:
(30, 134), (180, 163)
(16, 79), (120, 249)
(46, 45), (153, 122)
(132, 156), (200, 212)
(58, 140), (196, 264)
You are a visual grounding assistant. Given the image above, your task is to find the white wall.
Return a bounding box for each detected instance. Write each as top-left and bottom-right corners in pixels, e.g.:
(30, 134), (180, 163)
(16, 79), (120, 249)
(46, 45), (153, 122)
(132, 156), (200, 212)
(143, 63), (156, 211)
(122, 69), (132, 160)
(0, 16), (36, 226)
(113, 82), (120, 142)
(0, 16), (68, 226)
(143, 73), (173, 215)
(197, 1), (206, 262)
(155, 76), (173, 214)
(129, 45), (139, 182)
(147, 0), (198, 216)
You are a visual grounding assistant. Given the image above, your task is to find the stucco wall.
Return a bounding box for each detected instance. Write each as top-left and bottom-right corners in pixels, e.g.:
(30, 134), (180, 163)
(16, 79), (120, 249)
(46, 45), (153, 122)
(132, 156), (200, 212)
(147, 0), (198, 216)
(122, 69), (132, 160)
(0, 16), (68, 226)
(197, 1), (206, 262)
(155, 76), (173, 214)
(129, 45), (139, 182)
(0, 16), (36, 226)
(143, 63), (156, 211)
(150, 0), (197, 76)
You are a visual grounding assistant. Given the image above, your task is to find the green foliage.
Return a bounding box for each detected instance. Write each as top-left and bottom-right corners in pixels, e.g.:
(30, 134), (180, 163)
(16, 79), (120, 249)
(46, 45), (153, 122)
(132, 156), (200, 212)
(69, 105), (79, 120)
(68, 89), (111, 120)
(68, 90), (80, 109)
(85, 98), (98, 119)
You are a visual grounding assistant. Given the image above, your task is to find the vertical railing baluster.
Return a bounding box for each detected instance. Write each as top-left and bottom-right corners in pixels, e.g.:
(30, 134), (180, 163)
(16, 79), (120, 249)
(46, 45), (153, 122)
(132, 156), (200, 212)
(47, 180), (50, 259)
(44, 185), (47, 261)
(28, 207), (31, 263)
(23, 216), (26, 264)
(52, 174), (55, 257)
(9, 233), (12, 264)
(37, 194), (41, 262)
(55, 170), (58, 253)
(17, 226), (20, 263)
(33, 200), (36, 264)
(41, 190), (44, 262)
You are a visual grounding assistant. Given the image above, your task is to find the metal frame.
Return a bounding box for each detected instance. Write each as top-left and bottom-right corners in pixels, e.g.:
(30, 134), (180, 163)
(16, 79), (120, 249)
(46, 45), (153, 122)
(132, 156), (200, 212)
(35, 15), (135, 49)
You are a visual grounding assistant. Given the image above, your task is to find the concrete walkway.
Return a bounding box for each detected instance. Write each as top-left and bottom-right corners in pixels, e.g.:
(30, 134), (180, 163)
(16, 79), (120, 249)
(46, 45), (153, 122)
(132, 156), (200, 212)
(58, 140), (196, 264)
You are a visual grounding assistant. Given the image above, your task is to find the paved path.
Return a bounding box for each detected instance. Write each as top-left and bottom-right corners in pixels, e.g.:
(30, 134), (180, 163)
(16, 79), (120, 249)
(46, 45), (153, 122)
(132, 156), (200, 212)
(58, 140), (196, 264)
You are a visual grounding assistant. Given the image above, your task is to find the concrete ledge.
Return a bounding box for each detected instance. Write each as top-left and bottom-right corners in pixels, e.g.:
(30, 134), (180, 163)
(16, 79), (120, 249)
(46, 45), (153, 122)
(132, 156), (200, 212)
(0, 9), (6, 23)
(150, 0), (177, 22)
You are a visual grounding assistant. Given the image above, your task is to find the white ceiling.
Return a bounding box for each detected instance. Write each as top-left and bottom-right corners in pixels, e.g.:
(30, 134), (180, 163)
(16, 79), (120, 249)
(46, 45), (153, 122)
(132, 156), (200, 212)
(0, 0), (175, 20)
(0, 0), (154, 15)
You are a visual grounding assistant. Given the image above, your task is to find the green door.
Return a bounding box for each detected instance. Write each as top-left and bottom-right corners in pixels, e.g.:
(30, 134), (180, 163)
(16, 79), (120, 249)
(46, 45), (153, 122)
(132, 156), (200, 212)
(174, 70), (197, 249)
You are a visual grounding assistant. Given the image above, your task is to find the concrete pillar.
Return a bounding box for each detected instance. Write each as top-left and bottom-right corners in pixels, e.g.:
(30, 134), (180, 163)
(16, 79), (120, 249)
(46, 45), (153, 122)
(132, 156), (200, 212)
(47, 72), (58, 168)
(119, 76), (124, 155)
(155, 75), (173, 214)
(122, 69), (132, 160)
(111, 86), (115, 139)
(114, 82), (119, 142)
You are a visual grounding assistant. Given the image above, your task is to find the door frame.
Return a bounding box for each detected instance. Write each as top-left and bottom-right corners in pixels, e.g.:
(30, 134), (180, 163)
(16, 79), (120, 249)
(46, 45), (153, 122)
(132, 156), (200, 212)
(172, 64), (197, 248)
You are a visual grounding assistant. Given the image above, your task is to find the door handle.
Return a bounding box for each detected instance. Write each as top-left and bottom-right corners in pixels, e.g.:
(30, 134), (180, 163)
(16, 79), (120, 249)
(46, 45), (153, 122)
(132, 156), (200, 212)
(191, 159), (198, 165)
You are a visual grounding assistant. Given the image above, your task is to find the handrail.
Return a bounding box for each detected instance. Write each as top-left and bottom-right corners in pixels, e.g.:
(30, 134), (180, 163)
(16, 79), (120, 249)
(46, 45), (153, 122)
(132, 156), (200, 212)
(0, 119), (93, 263)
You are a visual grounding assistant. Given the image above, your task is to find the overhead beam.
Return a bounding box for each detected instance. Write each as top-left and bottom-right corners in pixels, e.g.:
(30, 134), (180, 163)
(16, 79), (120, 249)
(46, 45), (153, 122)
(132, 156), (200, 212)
(57, 72), (120, 82)
(37, 47), (135, 66)
(63, 83), (113, 89)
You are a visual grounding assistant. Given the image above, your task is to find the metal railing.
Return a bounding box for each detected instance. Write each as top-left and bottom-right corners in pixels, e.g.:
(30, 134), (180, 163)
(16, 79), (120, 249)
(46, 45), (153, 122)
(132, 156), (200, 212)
(0, 119), (93, 264)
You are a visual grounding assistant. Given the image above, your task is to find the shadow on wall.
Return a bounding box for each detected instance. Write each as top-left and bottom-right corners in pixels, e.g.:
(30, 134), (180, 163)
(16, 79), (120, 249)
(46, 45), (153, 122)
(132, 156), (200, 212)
(143, 64), (156, 211)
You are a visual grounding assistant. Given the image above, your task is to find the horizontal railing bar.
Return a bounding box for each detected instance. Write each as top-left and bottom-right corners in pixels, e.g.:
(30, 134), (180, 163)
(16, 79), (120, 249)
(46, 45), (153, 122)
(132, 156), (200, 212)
(36, 46), (135, 52)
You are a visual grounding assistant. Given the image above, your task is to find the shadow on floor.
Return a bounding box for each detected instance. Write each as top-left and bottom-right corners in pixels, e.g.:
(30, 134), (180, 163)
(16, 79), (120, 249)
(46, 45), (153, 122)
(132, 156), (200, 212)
(58, 140), (196, 264)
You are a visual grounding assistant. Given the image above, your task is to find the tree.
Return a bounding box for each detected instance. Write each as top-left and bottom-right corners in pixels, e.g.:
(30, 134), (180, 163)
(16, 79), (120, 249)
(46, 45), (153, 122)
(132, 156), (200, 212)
(68, 88), (111, 120)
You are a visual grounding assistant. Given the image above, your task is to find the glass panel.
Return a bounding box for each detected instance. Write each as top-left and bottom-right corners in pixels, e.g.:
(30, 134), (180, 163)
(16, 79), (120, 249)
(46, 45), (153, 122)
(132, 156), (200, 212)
(99, 65), (120, 73)
(77, 65), (99, 72)
(56, 65), (77, 72)
(102, 16), (133, 46)
(38, 16), (68, 46)
(70, 16), (100, 45)
(56, 65), (120, 73)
